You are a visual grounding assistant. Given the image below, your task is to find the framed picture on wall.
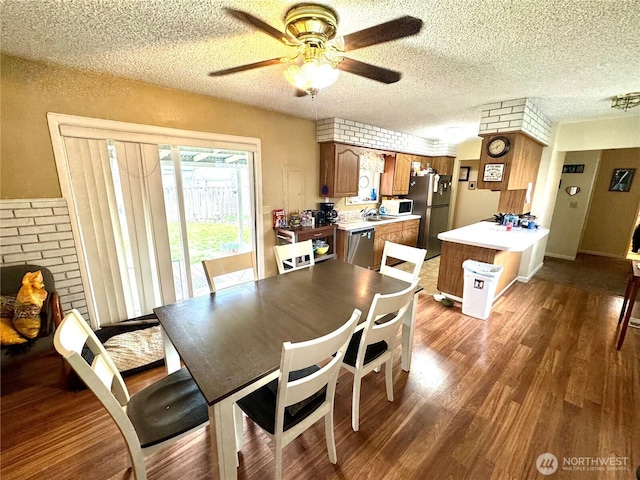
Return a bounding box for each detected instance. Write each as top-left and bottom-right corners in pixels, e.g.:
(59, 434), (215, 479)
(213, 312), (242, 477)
(609, 168), (635, 192)
(459, 166), (470, 182)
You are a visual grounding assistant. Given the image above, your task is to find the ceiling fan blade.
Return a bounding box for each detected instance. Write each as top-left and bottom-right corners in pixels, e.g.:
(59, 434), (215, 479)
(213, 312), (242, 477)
(341, 16), (423, 52)
(225, 8), (294, 45)
(337, 57), (401, 84)
(209, 58), (283, 76)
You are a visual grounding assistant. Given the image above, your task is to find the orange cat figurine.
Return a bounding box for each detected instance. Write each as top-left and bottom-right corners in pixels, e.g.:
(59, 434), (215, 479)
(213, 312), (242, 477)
(13, 271), (48, 339)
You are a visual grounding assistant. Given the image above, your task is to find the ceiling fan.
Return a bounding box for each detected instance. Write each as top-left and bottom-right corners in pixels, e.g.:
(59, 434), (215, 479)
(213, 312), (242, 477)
(208, 4), (423, 97)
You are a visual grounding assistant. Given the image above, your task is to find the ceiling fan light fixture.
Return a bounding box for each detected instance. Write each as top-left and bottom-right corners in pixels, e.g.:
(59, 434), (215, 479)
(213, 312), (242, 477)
(611, 92), (640, 111)
(284, 60), (339, 94)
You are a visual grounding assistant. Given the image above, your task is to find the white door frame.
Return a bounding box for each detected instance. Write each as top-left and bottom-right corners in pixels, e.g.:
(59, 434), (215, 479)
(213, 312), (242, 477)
(47, 112), (265, 327)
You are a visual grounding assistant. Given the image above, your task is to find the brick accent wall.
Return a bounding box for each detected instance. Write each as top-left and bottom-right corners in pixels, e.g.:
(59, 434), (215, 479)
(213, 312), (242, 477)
(0, 198), (88, 317)
(478, 98), (552, 145)
(317, 118), (458, 157)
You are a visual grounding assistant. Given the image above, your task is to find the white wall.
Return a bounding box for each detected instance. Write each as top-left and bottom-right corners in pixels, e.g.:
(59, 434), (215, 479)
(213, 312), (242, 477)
(545, 151), (601, 259)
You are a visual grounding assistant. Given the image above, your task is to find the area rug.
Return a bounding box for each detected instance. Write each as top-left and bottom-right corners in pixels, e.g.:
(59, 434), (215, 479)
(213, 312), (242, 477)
(535, 253), (631, 297)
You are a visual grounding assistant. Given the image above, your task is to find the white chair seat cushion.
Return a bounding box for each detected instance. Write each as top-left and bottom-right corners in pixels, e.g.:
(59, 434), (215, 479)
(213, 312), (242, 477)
(127, 368), (209, 448)
(236, 366), (327, 435)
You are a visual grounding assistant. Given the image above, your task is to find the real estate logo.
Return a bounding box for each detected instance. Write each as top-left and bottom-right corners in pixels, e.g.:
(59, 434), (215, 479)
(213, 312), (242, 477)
(536, 452), (629, 475)
(536, 453), (558, 475)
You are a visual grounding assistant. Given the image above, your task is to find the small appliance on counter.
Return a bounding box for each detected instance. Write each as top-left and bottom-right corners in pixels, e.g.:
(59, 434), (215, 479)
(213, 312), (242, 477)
(319, 202), (338, 224)
(379, 199), (413, 216)
(311, 210), (326, 226)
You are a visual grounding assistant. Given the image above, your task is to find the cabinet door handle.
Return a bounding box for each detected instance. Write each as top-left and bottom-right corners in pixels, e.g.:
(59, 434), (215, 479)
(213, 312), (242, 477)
(313, 233), (324, 237)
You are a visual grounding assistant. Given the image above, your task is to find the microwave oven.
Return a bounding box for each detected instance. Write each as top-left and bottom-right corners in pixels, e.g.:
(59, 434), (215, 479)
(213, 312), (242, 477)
(380, 199), (413, 216)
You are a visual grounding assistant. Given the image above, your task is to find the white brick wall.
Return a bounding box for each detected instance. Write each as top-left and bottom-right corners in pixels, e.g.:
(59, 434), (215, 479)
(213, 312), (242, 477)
(317, 118), (457, 157)
(478, 98), (551, 145)
(0, 198), (88, 317)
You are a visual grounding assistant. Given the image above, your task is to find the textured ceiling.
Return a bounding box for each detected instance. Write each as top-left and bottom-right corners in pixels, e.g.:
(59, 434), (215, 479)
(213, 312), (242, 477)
(2, 0), (639, 143)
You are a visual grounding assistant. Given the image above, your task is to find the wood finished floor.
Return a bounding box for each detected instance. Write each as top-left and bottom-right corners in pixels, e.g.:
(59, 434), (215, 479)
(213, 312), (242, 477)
(1, 276), (639, 480)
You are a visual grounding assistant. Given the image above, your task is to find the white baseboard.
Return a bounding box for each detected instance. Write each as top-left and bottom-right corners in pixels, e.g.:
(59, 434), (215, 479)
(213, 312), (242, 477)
(518, 262), (545, 283)
(544, 252), (576, 260)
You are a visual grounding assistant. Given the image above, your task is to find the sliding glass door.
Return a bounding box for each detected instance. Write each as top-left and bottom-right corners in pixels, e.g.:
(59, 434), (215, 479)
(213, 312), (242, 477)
(160, 146), (255, 299)
(49, 113), (263, 327)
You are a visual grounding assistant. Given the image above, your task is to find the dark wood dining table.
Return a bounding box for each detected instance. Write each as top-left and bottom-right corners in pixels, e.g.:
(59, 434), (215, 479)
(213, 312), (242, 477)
(154, 260), (420, 480)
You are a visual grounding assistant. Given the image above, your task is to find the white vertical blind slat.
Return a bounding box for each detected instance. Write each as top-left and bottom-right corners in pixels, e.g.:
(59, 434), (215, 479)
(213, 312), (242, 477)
(141, 143), (177, 305)
(63, 137), (129, 325)
(113, 142), (158, 313)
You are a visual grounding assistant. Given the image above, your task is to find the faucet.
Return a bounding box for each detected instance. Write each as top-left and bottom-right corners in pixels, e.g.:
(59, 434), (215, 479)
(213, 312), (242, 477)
(361, 207), (379, 218)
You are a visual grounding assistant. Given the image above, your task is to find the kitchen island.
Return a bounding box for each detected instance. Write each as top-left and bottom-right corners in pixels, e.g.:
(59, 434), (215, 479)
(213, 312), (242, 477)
(437, 221), (549, 301)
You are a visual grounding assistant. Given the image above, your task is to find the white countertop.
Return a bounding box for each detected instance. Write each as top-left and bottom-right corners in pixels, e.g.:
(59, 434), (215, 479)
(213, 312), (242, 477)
(437, 221), (549, 252)
(336, 214), (421, 231)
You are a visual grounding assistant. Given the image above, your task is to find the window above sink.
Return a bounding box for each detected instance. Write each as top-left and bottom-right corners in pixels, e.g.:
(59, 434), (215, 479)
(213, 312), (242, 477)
(345, 152), (383, 205)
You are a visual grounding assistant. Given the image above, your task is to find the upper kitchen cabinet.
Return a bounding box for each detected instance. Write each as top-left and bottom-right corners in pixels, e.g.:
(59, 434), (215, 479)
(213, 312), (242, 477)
(427, 156), (455, 175)
(319, 143), (362, 197)
(411, 155), (455, 175)
(477, 132), (544, 191)
(380, 153), (411, 196)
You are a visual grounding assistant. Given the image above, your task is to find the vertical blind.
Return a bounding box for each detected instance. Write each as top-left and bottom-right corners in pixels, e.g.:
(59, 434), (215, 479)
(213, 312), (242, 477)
(62, 137), (174, 325)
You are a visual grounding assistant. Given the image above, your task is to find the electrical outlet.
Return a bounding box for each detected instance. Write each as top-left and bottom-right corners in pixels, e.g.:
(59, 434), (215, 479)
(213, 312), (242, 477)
(262, 206), (270, 215)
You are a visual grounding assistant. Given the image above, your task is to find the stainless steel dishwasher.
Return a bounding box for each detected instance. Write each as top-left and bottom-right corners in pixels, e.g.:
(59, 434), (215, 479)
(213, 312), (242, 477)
(346, 227), (375, 268)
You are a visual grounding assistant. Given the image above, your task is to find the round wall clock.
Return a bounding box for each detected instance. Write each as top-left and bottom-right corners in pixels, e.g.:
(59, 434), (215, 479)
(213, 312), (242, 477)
(487, 136), (511, 157)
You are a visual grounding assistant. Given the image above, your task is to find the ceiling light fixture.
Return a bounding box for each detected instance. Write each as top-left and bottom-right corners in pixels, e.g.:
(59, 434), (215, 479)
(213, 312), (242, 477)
(611, 92), (640, 111)
(284, 44), (340, 97)
(283, 5), (341, 97)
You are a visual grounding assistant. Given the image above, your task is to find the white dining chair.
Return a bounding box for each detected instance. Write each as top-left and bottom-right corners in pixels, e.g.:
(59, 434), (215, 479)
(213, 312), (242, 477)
(341, 279), (419, 431)
(273, 239), (315, 274)
(54, 309), (209, 480)
(202, 251), (257, 292)
(379, 241), (427, 282)
(236, 308), (361, 480)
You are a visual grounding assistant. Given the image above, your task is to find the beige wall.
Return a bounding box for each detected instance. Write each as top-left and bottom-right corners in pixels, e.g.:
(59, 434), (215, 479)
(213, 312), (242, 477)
(452, 159), (500, 228)
(546, 151), (601, 259)
(1, 54), (321, 276)
(579, 148), (640, 256)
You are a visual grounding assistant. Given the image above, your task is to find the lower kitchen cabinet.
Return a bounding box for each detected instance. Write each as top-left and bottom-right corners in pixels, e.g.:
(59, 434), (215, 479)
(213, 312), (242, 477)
(337, 218), (422, 270)
(400, 219), (419, 247)
(373, 222), (403, 269)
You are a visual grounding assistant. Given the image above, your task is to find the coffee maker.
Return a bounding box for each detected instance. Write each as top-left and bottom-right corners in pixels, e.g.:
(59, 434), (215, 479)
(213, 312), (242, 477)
(319, 202), (338, 224)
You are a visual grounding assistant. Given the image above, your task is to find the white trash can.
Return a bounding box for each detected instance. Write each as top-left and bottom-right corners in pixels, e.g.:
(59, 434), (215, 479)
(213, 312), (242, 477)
(462, 260), (504, 320)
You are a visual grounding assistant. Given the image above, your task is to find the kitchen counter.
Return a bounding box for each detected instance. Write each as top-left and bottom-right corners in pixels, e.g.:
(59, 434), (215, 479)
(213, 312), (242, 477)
(437, 221), (549, 251)
(436, 221), (550, 304)
(337, 214), (421, 231)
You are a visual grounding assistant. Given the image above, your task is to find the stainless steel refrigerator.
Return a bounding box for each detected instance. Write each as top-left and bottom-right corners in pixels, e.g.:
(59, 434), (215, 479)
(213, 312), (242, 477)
(405, 174), (452, 260)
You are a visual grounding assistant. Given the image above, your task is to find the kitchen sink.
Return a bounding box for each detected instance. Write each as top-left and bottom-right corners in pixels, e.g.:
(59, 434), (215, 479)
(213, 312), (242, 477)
(366, 217), (384, 222)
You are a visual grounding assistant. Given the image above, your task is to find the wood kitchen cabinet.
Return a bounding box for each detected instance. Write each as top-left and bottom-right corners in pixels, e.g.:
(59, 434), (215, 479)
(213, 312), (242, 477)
(400, 219), (420, 247)
(319, 143), (362, 197)
(373, 222), (403, 269)
(413, 155), (455, 175)
(380, 153), (411, 196)
(476, 132), (543, 191)
(371, 218), (420, 270)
